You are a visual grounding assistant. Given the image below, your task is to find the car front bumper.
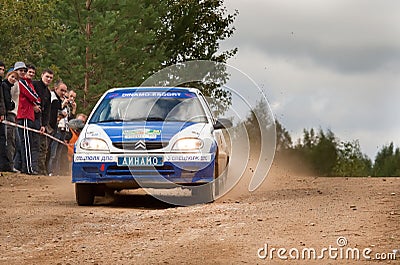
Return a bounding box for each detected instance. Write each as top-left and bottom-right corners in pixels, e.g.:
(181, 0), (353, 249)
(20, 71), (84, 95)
(72, 153), (215, 187)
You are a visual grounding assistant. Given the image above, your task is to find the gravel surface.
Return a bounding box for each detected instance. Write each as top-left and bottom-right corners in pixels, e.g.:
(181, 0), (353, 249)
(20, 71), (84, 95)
(0, 164), (399, 264)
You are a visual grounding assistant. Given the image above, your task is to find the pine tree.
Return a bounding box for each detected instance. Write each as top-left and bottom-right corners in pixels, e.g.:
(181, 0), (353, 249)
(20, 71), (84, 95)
(334, 140), (372, 176)
(373, 143), (400, 176)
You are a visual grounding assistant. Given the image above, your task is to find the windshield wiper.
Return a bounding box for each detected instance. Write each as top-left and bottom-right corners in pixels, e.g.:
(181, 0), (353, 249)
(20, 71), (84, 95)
(165, 116), (208, 123)
(120, 117), (165, 122)
(146, 116), (164, 121)
(97, 116), (165, 123)
(97, 118), (124, 123)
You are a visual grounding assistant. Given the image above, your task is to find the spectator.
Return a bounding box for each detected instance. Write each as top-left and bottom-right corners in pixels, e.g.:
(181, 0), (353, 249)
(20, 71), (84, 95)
(14, 62), (41, 175)
(0, 71), (19, 172)
(76, 113), (87, 123)
(48, 80), (68, 176)
(10, 62), (25, 173)
(0, 67), (9, 171)
(66, 118), (85, 162)
(64, 90), (77, 120)
(33, 69), (54, 175)
(0, 61), (5, 79)
(65, 112), (87, 163)
(58, 89), (78, 173)
(25, 64), (42, 174)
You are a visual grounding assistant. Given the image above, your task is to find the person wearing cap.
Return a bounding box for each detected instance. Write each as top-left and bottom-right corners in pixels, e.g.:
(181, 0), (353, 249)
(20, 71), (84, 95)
(8, 62), (25, 173)
(0, 71), (19, 171)
(13, 61), (41, 175)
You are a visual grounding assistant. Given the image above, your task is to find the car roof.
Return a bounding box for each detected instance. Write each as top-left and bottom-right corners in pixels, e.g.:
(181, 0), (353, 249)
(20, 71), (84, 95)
(108, 87), (200, 94)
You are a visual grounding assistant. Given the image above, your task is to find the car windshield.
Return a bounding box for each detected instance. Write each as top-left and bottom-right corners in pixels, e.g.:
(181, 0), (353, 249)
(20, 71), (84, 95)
(89, 91), (208, 123)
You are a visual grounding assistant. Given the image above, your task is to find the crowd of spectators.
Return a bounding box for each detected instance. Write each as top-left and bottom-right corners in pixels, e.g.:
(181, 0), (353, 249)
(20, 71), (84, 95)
(0, 61), (87, 176)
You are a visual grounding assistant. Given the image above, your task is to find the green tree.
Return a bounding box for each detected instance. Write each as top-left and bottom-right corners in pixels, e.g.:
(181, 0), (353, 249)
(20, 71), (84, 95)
(275, 119), (292, 151)
(41, 0), (166, 109)
(373, 142), (400, 176)
(313, 129), (338, 175)
(334, 140), (372, 176)
(42, 0), (237, 112)
(231, 99), (275, 155)
(0, 0), (58, 67)
(294, 128), (338, 175)
(300, 128), (317, 149)
(159, 0), (237, 64)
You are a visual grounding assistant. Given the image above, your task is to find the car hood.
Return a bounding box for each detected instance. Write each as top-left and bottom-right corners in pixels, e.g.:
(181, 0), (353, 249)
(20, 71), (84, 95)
(85, 121), (207, 143)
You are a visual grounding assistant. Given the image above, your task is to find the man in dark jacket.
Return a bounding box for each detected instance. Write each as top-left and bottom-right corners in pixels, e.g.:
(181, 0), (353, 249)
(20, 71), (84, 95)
(48, 80), (68, 176)
(0, 70), (19, 171)
(0, 65), (9, 171)
(33, 69), (54, 175)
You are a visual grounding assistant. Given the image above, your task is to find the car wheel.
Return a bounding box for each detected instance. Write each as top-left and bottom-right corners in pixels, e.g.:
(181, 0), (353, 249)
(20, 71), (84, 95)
(191, 182), (215, 204)
(75, 183), (95, 206)
(214, 152), (229, 199)
(214, 158), (221, 198)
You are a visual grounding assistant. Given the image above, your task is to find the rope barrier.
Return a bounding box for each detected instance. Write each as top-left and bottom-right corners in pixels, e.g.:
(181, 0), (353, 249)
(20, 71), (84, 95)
(1, 120), (69, 146)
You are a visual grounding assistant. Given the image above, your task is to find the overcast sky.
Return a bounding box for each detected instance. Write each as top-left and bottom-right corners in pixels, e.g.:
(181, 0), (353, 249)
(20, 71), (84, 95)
(220, 0), (400, 159)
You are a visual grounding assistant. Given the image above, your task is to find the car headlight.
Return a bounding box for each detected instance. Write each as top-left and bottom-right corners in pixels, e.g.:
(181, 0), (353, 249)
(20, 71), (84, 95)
(172, 138), (203, 151)
(80, 138), (109, 151)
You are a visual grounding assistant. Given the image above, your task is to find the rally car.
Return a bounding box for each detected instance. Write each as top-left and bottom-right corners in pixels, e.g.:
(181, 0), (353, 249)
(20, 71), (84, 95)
(72, 87), (231, 205)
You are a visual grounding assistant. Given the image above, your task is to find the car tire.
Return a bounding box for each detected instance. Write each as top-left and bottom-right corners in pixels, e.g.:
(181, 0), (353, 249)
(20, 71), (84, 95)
(75, 183), (95, 206)
(214, 158), (221, 199)
(214, 152), (229, 199)
(191, 182), (215, 204)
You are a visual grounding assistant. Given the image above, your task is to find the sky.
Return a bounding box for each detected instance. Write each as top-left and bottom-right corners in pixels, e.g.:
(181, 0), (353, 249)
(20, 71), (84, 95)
(220, 0), (400, 160)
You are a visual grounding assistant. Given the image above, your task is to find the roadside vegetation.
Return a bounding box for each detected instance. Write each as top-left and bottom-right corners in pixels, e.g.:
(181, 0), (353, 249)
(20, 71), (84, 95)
(244, 104), (400, 177)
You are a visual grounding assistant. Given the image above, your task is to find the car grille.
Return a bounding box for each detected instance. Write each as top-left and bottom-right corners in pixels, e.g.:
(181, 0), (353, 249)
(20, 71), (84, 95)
(106, 165), (175, 176)
(112, 141), (169, 150)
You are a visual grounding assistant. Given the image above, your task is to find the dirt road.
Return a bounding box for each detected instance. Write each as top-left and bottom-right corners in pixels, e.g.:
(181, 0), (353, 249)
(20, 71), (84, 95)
(1, 164), (399, 264)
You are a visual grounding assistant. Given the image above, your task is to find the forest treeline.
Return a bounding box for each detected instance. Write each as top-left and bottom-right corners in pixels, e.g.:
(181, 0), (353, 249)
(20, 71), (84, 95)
(274, 120), (399, 177)
(242, 101), (400, 177)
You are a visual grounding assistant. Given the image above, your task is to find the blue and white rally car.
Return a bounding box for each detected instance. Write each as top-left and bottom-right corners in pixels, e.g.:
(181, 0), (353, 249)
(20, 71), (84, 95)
(72, 87), (231, 205)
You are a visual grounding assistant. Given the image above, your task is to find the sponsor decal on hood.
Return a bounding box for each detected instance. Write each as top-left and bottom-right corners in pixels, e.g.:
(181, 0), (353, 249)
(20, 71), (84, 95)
(122, 129), (161, 139)
(91, 122), (205, 142)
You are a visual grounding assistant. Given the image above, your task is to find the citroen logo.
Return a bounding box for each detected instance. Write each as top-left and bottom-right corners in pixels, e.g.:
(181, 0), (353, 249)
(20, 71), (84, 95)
(135, 140), (146, 150)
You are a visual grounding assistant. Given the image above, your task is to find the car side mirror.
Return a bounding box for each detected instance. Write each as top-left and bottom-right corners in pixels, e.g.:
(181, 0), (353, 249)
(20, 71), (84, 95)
(214, 118), (232, 130)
